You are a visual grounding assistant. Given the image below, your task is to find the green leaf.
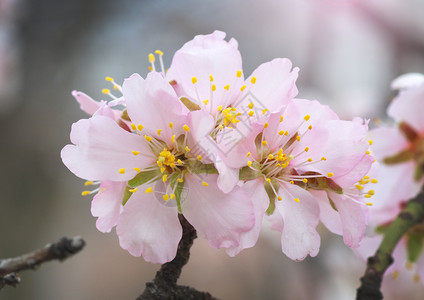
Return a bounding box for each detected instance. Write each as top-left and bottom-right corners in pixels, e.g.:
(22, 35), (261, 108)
(122, 186), (133, 206)
(383, 150), (414, 165)
(239, 164), (262, 180)
(264, 178), (279, 215)
(121, 109), (131, 121)
(375, 224), (390, 234)
(406, 232), (424, 263)
(174, 181), (185, 213)
(180, 97), (201, 111)
(265, 200), (275, 216)
(128, 169), (161, 188)
(414, 165), (424, 182)
(328, 194), (338, 212)
(185, 160), (218, 174)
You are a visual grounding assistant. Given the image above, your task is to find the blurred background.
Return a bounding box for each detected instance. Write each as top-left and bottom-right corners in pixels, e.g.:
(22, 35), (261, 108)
(1, 0), (424, 299)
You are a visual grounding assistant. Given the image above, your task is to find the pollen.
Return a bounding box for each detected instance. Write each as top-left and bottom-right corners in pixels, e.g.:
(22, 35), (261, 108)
(262, 109), (268, 115)
(264, 123), (269, 128)
(240, 85), (246, 91)
(294, 198), (300, 202)
(144, 135), (152, 142)
(366, 202), (373, 206)
(183, 124), (190, 132)
(266, 178), (271, 183)
(224, 84), (230, 91)
(280, 115), (284, 122)
(248, 102), (254, 109)
(148, 53), (155, 63)
(202, 181), (209, 187)
(145, 187), (153, 193)
(366, 150), (371, 155)
(278, 196), (282, 201)
(133, 167), (141, 172)
(155, 50), (164, 56)
(236, 70), (242, 78)
(209, 75), (214, 81)
(308, 125), (313, 130)
(262, 140), (268, 146)
(171, 135), (176, 143)
(356, 184), (364, 190)
(368, 190), (375, 195)
(307, 158), (313, 162)
(81, 191), (90, 196)
(102, 88), (110, 94)
(212, 84), (216, 91)
(268, 154), (274, 160)
(246, 152), (251, 157)
(131, 123), (137, 131)
(304, 147), (309, 152)
(163, 194), (170, 201)
(84, 181), (94, 186)
(304, 115), (311, 121)
(105, 76), (114, 82)
(371, 179), (378, 183)
(279, 130), (285, 135)
(129, 188), (138, 193)
(157, 129), (162, 136)
(290, 180), (294, 184)
(191, 77), (197, 84)
(296, 136), (301, 141)
(203, 99), (209, 105)
(248, 110), (254, 116)
(160, 167), (165, 173)
(217, 105), (223, 112)
(177, 178), (184, 183)
(177, 159), (183, 165)
(250, 77), (257, 84)
(169, 193), (175, 200)
(169, 122), (173, 129)
(303, 178), (308, 183)
(197, 155), (202, 161)
(368, 140), (373, 145)
(162, 175), (168, 182)
(364, 194), (371, 198)
(132, 150), (140, 156)
(185, 146), (191, 152)
(119, 168), (126, 174)
(327, 172), (334, 177)
(137, 124), (144, 131)
(247, 161), (252, 167)
(321, 157), (327, 161)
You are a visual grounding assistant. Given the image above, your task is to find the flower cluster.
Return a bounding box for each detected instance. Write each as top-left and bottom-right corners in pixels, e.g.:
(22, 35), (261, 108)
(357, 73), (424, 283)
(62, 31), (374, 263)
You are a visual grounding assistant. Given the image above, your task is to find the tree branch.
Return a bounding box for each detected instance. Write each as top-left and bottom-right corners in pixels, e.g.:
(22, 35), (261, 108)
(138, 214), (219, 300)
(0, 236), (85, 289)
(356, 191), (424, 300)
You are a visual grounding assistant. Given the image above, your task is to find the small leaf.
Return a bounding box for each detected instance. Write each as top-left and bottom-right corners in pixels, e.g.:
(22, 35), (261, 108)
(128, 169), (161, 187)
(414, 165), (424, 181)
(375, 224), (390, 234)
(185, 160), (218, 174)
(174, 181), (185, 213)
(122, 186), (133, 206)
(180, 97), (201, 111)
(383, 150), (414, 165)
(406, 232), (424, 263)
(121, 109), (131, 121)
(399, 122), (419, 142)
(328, 194), (338, 212)
(264, 178), (279, 215)
(239, 164), (261, 180)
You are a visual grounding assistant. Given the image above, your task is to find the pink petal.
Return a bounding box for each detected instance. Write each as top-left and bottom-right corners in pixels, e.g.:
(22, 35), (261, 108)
(61, 116), (154, 181)
(123, 72), (189, 144)
(72, 90), (102, 116)
(313, 190), (343, 236)
(91, 181), (125, 233)
(369, 127), (408, 160)
(116, 187), (182, 263)
(166, 30), (243, 111)
(332, 153), (375, 188)
(226, 180), (269, 256)
(391, 73), (424, 90)
(277, 183), (321, 261)
(388, 85), (424, 132)
(239, 58), (299, 112)
(182, 174), (255, 249)
(215, 156), (240, 193)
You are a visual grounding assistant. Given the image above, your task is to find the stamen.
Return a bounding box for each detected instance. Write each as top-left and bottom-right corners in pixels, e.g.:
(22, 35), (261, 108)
(209, 75), (214, 81)
(224, 84), (230, 91)
(250, 77), (257, 84)
(144, 135), (152, 142)
(162, 175), (168, 182)
(202, 181), (209, 187)
(163, 194), (170, 201)
(84, 181), (94, 186)
(304, 115), (310, 121)
(236, 70), (242, 78)
(169, 122), (173, 129)
(368, 140), (373, 145)
(191, 77), (197, 84)
(197, 155), (202, 161)
(131, 124), (137, 131)
(240, 85), (246, 91)
(145, 187), (153, 193)
(157, 129), (162, 136)
(132, 151), (140, 156)
(327, 172), (334, 177)
(133, 167), (141, 172)
(119, 168), (126, 174)
(81, 191), (91, 196)
(129, 188), (138, 193)
(137, 124), (144, 131)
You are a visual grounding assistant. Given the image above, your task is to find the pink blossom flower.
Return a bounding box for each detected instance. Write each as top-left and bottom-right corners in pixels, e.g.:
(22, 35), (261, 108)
(61, 72), (255, 263)
(217, 98), (373, 260)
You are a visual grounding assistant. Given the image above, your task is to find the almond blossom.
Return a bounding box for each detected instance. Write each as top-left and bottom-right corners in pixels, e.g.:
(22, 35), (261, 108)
(61, 71), (255, 263)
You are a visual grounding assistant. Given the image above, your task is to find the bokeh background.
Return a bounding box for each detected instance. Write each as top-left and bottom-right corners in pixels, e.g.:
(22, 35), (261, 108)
(1, 0), (424, 299)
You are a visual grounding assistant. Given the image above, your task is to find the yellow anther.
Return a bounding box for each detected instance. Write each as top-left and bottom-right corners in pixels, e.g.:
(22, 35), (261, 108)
(364, 194), (371, 198)
(278, 130), (285, 135)
(248, 102), (254, 109)
(266, 178), (271, 183)
(368, 140), (373, 145)
(133, 167), (141, 173)
(81, 191), (90, 196)
(368, 190), (375, 195)
(277, 196), (282, 201)
(247, 161), (252, 167)
(364, 176), (370, 179)
(203, 99), (209, 105)
(294, 198), (300, 202)
(262, 140), (267, 146)
(246, 152), (251, 157)
(171, 135), (176, 143)
(296, 136), (301, 141)
(177, 178), (184, 183)
(131, 123), (137, 131)
(170, 193), (176, 200)
(321, 157), (327, 161)
(250, 77), (257, 84)
(248, 110), (254, 117)
(202, 181), (209, 187)
(268, 154), (274, 160)
(304, 115), (310, 121)
(119, 168), (126, 174)
(137, 124), (144, 131)
(157, 129), (162, 136)
(84, 181), (94, 186)
(183, 124), (190, 132)
(217, 105), (223, 112)
(240, 85), (246, 91)
(392, 271), (399, 279)
(406, 262), (413, 270)
(236, 70), (242, 78)
(163, 194), (170, 201)
(177, 159), (183, 165)
(145, 187), (153, 193)
(113, 85), (119, 90)
(290, 180), (294, 184)
(132, 150), (140, 156)
(327, 172), (334, 177)
(148, 66), (152, 71)
(191, 77), (197, 84)
(414, 274), (420, 283)
(224, 84), (230, 90)
(304, 147), (309, 152)
(218, 124), (224, 130)
(160, 167), (166, 173)
(280, 115), (284, 122)
(284, 131), (289, 136)
(105, 76), (114, 82)
(371, 179), (378, 184)
(148, 53), (155, 63)
(170, 163), (176, 168)
(366, 150), (371, 155)
(157, 161), (163, 167)
(169, 122), (173, 129)
(308, 125), (313, 130)
(303, 178), (308, 183)
(209, 74), (214, 81)
(262, 109), (268, 115)
(264, 123), (269, 128)
(144, 135), (152, 142)
(366, 202), (373, 206)
(185, 146), (190, 152)
(356, 185), (364, 190)
(102, 88), (110, 94)
(155, 50), (164, 56)
(197, 155), (202, 161)
(212, 84), (216, 91)
(162, 174), (168, 182)
(307, 158), (313, 162)
(129, 188), (138, 193)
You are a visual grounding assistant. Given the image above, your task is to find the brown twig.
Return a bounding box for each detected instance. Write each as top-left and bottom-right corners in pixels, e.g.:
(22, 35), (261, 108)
(356, 191), (424, 300)
(138, 215), (219, 300)
(0, 236), (85, 289)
